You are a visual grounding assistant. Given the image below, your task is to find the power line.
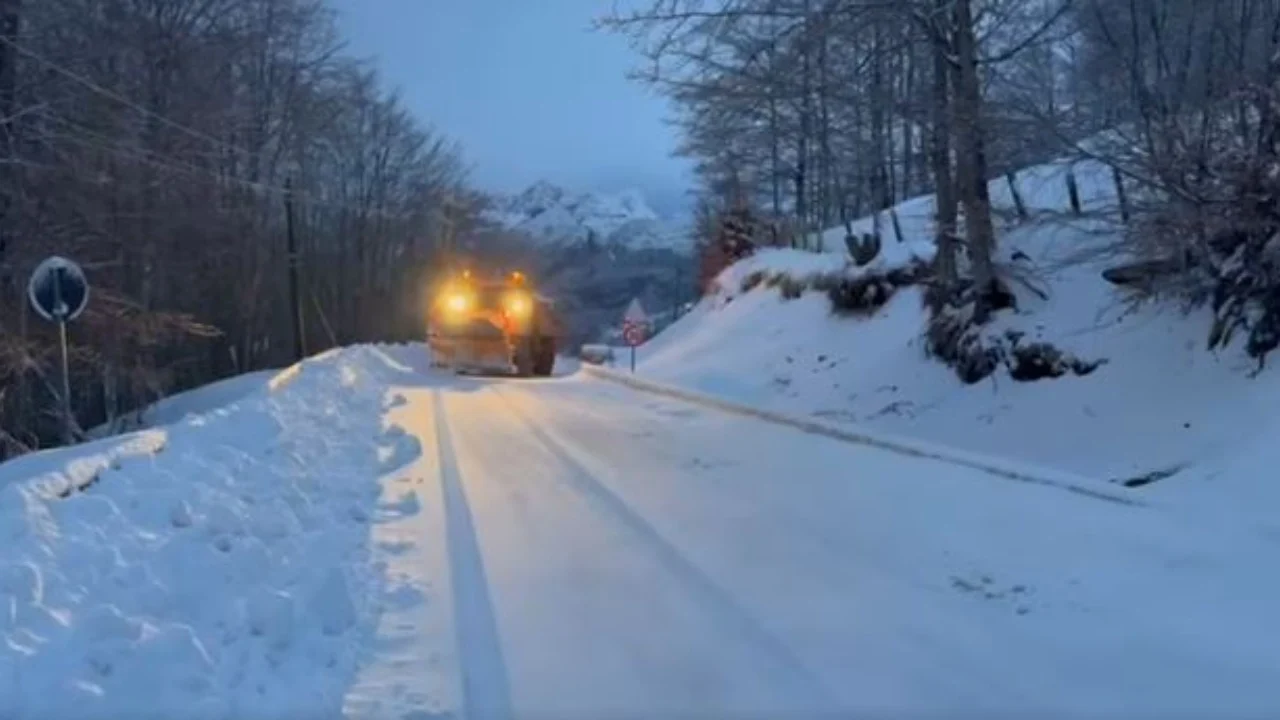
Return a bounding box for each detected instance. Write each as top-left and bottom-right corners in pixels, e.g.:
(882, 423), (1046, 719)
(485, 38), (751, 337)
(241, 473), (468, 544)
(7, 36), (466, 226)
(0, 34), (253, 160)
(36, 110), (440, 223)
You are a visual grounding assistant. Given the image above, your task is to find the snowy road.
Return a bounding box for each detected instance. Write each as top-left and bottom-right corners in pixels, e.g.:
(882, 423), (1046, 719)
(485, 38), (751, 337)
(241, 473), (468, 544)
(4, 345), (1277, 718)
(344, 348), (1280, 718)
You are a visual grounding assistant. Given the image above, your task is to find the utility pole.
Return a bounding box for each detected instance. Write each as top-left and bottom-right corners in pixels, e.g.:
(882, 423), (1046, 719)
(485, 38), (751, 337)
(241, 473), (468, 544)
(284, 176), (306, 361)
(440, 191), (457, 273)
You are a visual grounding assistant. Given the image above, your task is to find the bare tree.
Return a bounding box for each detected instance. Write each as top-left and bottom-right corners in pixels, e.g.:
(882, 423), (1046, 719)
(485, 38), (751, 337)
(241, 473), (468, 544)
(601, 0), (1069, 315)
(1064, 0), (1280, 367)
(0, 0), (474, 455)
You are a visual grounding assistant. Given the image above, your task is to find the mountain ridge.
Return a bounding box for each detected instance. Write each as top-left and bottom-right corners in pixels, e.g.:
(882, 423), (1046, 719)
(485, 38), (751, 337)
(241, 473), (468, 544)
(488, 180), (691, 253)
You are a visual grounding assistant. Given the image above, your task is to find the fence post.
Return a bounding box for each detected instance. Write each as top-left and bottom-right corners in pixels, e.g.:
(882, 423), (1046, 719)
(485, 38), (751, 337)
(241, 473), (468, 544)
(1112, 166), (1130, 224)
(1006, 172), (1028, 220)
(1065, 165), (1082, 215)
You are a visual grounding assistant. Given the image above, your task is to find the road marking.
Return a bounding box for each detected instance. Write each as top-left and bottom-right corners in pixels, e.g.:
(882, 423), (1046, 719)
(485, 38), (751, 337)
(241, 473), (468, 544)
(431, 390), (512, 720)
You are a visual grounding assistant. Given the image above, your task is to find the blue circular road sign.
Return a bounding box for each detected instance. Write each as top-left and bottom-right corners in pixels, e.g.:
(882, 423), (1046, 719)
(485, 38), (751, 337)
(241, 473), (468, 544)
(28, 256), (90, 323)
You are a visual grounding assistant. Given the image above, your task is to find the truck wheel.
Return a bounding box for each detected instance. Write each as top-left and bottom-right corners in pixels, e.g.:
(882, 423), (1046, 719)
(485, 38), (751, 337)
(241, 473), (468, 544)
(514, 338), (535, 377)
(533, 338), (556, 377)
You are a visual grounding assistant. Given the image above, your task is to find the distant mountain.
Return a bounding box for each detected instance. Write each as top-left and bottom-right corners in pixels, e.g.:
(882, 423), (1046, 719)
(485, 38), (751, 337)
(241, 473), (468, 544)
(489, 181), (691, 254)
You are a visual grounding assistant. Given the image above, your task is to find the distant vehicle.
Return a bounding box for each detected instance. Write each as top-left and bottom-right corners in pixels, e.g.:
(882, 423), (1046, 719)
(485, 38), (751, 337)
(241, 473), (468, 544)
(427, 270), (562, 377)
(579, 344), (616, 366)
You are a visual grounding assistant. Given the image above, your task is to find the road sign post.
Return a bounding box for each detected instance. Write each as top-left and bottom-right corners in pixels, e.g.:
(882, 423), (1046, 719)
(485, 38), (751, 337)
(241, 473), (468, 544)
(622, 320), (646, 372)
(621, 298), (650, 374)
(27, 256), (90, 444)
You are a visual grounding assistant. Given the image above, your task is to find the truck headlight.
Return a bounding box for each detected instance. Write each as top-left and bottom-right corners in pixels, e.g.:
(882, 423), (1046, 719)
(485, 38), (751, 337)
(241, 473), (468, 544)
(504, 291), (531, 317)
(440, 291), (472, 319)
(446, 293), (470, 312)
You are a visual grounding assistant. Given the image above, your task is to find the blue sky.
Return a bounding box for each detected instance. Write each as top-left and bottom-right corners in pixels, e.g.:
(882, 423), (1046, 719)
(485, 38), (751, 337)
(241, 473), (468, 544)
(331, 0), (692, 212)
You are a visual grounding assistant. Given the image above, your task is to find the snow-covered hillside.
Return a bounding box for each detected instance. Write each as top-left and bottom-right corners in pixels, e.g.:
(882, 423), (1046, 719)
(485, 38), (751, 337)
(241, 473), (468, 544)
(491, 180), (689, 252)
(625, 156), (1280, 517)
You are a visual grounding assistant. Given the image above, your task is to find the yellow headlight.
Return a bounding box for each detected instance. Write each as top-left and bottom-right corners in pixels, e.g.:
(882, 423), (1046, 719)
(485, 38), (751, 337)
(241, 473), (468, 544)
(504, 291), (531, 316)
(444, 292), (470, 313)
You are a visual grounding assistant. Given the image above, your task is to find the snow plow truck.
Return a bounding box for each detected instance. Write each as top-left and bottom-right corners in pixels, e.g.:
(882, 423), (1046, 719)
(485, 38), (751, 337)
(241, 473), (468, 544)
(427, 270), (562, 377)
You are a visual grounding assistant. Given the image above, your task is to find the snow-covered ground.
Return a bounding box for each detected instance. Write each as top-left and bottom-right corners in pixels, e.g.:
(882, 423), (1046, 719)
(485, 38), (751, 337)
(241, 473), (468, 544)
(140, 369), (279, 428)
(85, 369), (279, 440)
(0, 346), (440, 718)
(627, 156), (1280, 519)
(2, 343), (1279, 716)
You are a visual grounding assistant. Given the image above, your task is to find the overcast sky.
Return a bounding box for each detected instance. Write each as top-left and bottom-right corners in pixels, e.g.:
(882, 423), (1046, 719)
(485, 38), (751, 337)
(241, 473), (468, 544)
(331, 0), (692, 210)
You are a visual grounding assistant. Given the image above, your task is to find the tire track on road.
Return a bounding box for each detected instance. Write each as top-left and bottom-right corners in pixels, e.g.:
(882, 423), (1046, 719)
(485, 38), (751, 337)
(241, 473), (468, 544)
(431, 390), (512, 720)
(488, 385), (838, 709)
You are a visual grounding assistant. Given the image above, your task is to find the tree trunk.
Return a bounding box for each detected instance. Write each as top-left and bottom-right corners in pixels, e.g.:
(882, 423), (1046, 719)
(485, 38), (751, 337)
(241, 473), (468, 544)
(871, 19), (888, 216)
(951, 0), (999, 322)
(817, 12), (833, 228)
(769, 94), (781, 219)
(930, 0), (959, 297)
(902, 41), (916, 199)
(796, 0), (812, 243)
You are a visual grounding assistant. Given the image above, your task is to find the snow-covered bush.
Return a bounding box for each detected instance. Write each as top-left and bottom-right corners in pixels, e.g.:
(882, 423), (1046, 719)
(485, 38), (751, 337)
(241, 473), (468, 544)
(777, 274), (808, 300)
(1101, 134), (1280, 370)
(925, 304), (1105, 385)
(725, 251), (1100, 385)
(923, 303), (1005, 384)
(820, 261), (929, 317)
(740, 269), (768, 293)
(732, 256), (930, 316)
(1086, 54), (1280, 370)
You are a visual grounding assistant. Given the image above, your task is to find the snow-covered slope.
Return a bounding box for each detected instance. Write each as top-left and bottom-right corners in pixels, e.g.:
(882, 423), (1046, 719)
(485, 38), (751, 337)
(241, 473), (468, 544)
(627, 156), (1280, 513)
(492, 180), (689, 252)
(0, 346), (434, 717)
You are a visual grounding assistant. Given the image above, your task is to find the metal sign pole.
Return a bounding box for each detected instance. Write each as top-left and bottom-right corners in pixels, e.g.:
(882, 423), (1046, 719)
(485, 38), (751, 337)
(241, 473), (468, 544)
(58, 319), (72, 444)
(28, 256), (90, 446)
(52, 268), (73, 444)
(630, 345), (636, 373)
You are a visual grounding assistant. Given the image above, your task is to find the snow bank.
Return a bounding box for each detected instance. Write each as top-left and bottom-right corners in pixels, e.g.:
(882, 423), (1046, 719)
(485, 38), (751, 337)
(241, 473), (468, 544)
(633, 157), (1280, 503)
(0, 345), (424, 718)
(142, 369), (278, 427)
(85, 367), (280, 441)
(0, 430), (169, 493)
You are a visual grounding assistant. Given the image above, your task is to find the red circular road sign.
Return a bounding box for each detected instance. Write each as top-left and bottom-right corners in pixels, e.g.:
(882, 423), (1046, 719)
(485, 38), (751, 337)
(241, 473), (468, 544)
(622, 321), (646, 347)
